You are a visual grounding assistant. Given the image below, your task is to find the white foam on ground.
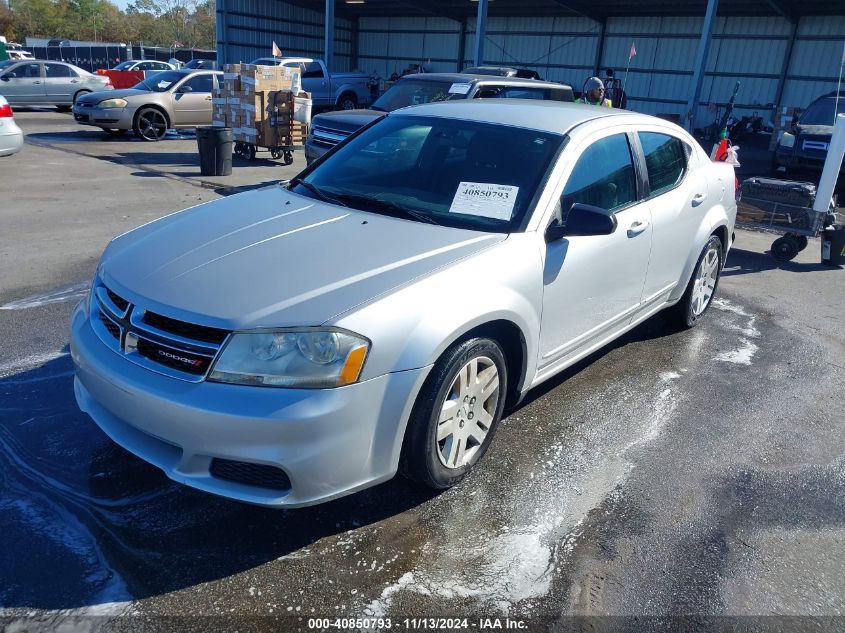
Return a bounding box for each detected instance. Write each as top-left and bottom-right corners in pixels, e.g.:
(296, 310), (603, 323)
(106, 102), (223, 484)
(0, 351), (69, 379)
(361, 371), (683, 619)
(0, 282), (90, 311)
(715, 340), (759, 365)
(712, 299), (761, 365)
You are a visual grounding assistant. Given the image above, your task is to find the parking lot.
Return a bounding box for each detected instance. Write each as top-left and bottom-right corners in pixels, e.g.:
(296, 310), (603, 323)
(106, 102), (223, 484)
(2, 107), (845, 631)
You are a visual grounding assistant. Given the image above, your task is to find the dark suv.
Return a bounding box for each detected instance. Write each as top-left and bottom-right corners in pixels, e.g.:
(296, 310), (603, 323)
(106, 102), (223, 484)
(773, 91), (845, 176)
(304, 72), (574, 164)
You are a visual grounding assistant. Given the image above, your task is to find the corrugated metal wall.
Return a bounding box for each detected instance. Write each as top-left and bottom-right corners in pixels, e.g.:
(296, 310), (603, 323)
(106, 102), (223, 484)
(219, 3), (845, 128)
(217, 0), (353, 71)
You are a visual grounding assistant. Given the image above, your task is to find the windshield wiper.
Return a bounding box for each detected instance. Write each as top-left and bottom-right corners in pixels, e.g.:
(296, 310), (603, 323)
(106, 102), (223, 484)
(288, 177), (347, 207)
(331, 193), (440, 225)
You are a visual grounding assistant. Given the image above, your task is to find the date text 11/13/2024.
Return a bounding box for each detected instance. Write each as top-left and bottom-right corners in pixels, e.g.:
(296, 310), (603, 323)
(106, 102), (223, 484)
(306, 617), (529, 630)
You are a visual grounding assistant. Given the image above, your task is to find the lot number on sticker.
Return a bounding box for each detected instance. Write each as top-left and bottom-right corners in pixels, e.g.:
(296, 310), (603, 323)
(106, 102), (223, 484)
(450, 182), (519, 221)
(448, 83), (472, 95)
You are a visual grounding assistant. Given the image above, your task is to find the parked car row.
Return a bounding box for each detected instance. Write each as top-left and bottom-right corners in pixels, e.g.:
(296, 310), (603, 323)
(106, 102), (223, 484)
(0, 60), (113, 110)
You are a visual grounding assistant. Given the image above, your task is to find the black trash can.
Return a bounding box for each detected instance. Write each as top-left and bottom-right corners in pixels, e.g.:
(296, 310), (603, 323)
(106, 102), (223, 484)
(821, 225), (845, 266)
(196, 126), (233, 176)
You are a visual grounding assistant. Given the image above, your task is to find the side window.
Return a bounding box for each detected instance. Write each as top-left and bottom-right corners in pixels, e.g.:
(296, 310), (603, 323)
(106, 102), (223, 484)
(8, 63), (40, 78)
(154, 62), (170, 70)
(560, 134), (637, 218)
(136, 62), (153, 71)
(181, 74), (213, 93)
(45, 64), (73, 78)
(303, 62), (324, 78)
(638, 132), (687, 196)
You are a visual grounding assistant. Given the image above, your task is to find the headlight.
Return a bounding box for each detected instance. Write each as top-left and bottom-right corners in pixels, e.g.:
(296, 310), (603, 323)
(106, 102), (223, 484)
(208, 329), (370, 388)
(779, 131), (795, 149)
(97, 98), (128, 109)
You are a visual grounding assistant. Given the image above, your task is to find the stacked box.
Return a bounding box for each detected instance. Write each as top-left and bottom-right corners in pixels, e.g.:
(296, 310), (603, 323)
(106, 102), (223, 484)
(213, 63), (308, 146)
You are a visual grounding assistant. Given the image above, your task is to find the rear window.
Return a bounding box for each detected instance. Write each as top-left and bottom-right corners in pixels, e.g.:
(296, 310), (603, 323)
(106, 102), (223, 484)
(371, 79), (466, 111)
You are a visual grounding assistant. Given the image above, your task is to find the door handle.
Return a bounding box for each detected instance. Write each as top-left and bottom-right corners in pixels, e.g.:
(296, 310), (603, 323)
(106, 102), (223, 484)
(627, 219), (650, 237)
(70, 79), (80, 83)
(33, 81), (41, 84)
(205, 96), (212, 100)
(692, 192), (708, 206)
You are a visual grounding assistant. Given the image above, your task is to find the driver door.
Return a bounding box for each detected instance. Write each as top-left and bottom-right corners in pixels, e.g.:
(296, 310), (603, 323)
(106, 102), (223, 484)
(538, 131), (653, 373)
(171, 73), (214, 126)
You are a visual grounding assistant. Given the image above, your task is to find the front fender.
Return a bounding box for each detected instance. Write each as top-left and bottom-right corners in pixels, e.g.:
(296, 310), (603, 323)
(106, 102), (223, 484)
(331, 235), (543, 386)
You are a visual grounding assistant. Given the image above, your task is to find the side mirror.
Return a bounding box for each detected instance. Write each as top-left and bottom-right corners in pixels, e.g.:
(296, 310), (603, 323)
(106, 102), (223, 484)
(0, 75), (8, 81)
(177, 85), (192, 93)
(545, 202), (617, 242)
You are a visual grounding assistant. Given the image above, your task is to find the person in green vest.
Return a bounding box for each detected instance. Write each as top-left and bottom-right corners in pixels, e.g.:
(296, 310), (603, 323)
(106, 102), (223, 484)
(578, 77), (612, 107)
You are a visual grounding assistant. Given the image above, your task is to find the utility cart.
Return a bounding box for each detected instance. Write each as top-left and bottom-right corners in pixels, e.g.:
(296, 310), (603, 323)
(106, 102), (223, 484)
(737, 177), (836, 261)
(232, 91), (309, 165)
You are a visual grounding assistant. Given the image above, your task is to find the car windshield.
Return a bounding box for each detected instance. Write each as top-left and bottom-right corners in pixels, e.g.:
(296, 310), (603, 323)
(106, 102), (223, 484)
(800, 97), (845, 126)
(293, 115), (563, 232)
(113, 61), (135, 70)
(133, 71), (184, 92)
(371, 80), (469, 112)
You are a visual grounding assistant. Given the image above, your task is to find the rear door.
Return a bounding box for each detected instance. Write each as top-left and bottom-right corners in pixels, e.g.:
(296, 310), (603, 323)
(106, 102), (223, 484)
(301, 61), (329, 107)
(43, 62), (78, 104)
(171, 73), (214, 125)
(634, 129), (707, 307)
(0, 62), (45, 105)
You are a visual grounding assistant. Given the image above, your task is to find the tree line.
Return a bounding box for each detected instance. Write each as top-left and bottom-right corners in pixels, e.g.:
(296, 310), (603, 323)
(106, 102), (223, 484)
(0, 0), (215, 50)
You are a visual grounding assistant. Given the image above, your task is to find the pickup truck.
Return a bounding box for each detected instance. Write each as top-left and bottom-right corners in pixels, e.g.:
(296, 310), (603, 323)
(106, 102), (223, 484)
(250, 57), (373, 111)
(304, 72), (574, 164)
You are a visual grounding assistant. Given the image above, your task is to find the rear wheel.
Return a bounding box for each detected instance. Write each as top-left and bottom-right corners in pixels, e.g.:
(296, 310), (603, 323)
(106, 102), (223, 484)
(401, 338), (507, 489)
(133, 107), (168, 142)
(337, 92), (358, 111)
(771, 235), (800, 261)
(667, 235), (724, 329)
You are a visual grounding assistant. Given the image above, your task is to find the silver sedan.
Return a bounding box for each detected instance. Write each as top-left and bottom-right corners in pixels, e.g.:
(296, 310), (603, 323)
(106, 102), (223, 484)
(72, 69), (221, 140)
(0, 60), (112, 110)
(70, 100), (737, 507)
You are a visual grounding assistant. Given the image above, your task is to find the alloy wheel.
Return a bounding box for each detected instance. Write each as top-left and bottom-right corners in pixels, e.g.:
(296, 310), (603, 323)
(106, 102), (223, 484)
(691, 245), (720, 316)
(435, 356), (500, 469)
(137, 109), (167, 141)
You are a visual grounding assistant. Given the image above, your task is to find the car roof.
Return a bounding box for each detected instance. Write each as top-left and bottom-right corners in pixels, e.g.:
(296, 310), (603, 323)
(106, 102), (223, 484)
(400, 72), (571, 89)
(392, 99), (630, 135)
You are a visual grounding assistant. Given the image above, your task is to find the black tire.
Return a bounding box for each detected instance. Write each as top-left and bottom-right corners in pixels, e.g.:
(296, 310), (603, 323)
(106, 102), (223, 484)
(283, 150), (293, 165)
(337, 92), (357, 111)
(244, 144), (256, 161)
(771, 235), (800, 261)
(401, 337), (507, 489)
(133, 107), (168, 142)
(795, 235), (809, 252)
(666, 235), (724, 329)
(73, 90), (90, 105)
(103, 128), (127, 136)
(56, 105), (72, 112)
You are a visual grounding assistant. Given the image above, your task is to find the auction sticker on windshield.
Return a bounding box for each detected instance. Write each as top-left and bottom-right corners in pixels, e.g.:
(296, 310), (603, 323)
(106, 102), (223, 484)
(448, 83), (472, 95)
(449, 182), (519, 220)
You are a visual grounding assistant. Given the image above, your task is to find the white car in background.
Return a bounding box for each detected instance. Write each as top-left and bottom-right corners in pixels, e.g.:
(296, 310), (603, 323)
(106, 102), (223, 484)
(0, 95), (23, 156)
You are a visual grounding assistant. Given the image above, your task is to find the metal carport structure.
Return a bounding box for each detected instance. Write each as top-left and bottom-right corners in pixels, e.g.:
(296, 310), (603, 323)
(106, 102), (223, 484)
(216, 0), (845, 129)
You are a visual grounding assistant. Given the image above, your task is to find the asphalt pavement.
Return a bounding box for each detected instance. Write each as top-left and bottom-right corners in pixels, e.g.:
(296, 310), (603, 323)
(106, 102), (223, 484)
(1, 109), (844, 633)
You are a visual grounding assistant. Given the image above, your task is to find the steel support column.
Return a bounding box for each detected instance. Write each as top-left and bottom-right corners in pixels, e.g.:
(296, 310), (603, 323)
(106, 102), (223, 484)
(325, 0), (335, 74)
(474, 0), (488, 68)
(773, 17), (798, 114)
(457, 18), (467, 71)
(684, 0), (719, 133)
(593, 19), (606, 77)
(216, 0), (228, 66)
(351, 16), (359, 70)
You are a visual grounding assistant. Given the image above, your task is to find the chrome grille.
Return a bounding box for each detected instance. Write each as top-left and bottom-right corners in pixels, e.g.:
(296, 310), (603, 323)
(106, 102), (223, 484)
(90, 279), (229, 383)
(802, 140), (828, 152)
(311, 125), (349, 147)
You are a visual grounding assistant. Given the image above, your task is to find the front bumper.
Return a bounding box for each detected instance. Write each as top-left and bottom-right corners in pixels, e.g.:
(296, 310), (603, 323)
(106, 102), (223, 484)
(774, 147), (845, 173)
(70, 301), (430, 507)
(72, 104), (135, 130)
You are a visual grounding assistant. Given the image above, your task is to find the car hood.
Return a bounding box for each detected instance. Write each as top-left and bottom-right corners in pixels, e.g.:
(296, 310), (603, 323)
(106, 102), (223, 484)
(78, 88), (151, 104)
(310, 109), (386, 133)
(794, 124), (832, 137)
(101, 184), (505, 329)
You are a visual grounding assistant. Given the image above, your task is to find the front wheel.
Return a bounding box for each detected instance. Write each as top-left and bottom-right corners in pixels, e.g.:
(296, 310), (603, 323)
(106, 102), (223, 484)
(401, 338), (507, 489)
(133, 107), (168, 141)
(337, 92), (358, 111)
(667, 235), (724, 329)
